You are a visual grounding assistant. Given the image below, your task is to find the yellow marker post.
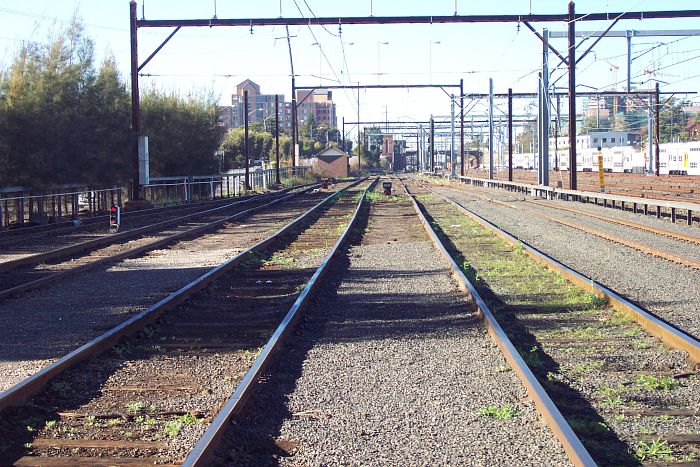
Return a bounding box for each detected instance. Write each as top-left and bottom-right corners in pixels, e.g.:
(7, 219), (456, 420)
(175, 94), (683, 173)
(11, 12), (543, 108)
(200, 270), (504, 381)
(597, 147), (605, 193)
(598, 146), (605, 193)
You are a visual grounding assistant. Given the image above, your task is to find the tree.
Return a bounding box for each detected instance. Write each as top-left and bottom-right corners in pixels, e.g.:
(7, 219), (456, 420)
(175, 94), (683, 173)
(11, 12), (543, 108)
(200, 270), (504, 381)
(220, 128), (291, 170)
(353, 127), (382, 168)
(0, 18), (131, 188)
(140, 88), (224, 176)
(659, 98), (689, 143)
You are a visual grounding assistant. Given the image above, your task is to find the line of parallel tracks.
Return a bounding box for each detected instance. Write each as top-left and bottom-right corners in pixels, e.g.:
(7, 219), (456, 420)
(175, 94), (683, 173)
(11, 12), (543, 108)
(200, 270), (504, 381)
(0, 189), (300, 249)
(402, 176), (700, 466)
(0, 187), (316, 300)
(0, 179), (373, 466)
(430, 178), (700, 270)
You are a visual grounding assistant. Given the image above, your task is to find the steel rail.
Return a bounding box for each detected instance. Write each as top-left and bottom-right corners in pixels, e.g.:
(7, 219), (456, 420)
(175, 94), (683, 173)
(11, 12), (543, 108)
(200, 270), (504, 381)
(526, 198), (700, 245)
(183, 177), (377, 467)
(397, 177), (595, 467)
(0, 188), (319, 301)
(421, 181), (700, 363)
(0, 179), (364, 412)
(453, 187), (700, 270)
(0, 184), (307, 243)
(0, 186), (314, 273)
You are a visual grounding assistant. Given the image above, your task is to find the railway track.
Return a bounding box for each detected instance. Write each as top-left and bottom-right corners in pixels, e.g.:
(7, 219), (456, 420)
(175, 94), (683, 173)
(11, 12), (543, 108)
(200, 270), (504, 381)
(0, 183), (352, 394)
(425, 179), (700, 271)
(402, 176), (700, 465)
(205, 176), (582, 465)
(0, 186), (318, 300)
(0, 186), (310, 247)
(0, 179), (373, 466)
(0, 186), (308, 265)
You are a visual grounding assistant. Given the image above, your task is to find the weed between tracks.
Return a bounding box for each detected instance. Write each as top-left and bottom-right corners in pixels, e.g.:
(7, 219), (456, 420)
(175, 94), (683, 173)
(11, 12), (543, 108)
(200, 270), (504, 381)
(413, 191), (698, 465)
(477, 405), (521, 420)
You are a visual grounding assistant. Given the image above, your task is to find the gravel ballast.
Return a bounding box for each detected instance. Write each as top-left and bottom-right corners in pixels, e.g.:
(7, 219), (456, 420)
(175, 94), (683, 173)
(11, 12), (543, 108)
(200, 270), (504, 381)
(0, 191), (334, 393)
(220, 190), (570, 466)
(430, 182), (700, 341)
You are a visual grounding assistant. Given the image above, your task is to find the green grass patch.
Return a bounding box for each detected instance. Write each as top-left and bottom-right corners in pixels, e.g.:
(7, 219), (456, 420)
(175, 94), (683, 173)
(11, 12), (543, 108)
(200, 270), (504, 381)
(635, 374), (680, 391)
(635, 439), (673, 462)
(477, 404), (521, 420)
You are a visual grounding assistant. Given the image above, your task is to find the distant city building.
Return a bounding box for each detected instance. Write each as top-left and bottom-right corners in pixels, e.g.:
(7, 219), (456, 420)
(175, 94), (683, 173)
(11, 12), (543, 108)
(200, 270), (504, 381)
(219, 79), (293, 132)
(381, 134), (394, 160)
(296, 89), (337, 128)
(218, 80), (337, 133)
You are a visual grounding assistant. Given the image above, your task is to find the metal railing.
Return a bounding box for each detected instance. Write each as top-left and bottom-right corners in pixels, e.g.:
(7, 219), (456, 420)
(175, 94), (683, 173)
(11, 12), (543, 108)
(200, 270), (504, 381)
(0, 187), (123, 230)
(0, 167), (310, 230)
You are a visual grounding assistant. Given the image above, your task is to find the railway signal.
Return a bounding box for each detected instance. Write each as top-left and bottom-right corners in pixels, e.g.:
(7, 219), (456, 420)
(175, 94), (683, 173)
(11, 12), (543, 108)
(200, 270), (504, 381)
(109, 205), (121, 233)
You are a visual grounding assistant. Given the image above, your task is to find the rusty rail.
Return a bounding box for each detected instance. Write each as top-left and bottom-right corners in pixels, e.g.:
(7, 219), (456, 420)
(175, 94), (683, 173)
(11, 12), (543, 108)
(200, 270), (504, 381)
(183, 177), (377, 466)
(423, 181), (700, 363)
(0, 180), (363, 412)
(397, 177), (595, 466)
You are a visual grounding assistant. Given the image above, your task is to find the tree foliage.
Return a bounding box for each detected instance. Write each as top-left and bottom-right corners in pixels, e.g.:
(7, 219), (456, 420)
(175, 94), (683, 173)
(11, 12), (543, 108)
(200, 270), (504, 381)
(140, 88), (224, 176)
(0, 19), (225, 190)
(0, 20), (131, 189)
(220, 127), (291, 170)
(352, 127), (382, 168)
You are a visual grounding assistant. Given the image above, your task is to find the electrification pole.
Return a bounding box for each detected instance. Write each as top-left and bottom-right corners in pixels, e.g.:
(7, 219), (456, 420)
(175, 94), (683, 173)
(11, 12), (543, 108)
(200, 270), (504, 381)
(460, 79), (465, 176)
(488, 78), (494, 179)
(567, 1), (577, 190)
(129, 1), (141, 201)
(508, 88), (513, 182)
(275, 94), (281, 184)
(450, 94), (456, 177)
(244, 90), (251, 190)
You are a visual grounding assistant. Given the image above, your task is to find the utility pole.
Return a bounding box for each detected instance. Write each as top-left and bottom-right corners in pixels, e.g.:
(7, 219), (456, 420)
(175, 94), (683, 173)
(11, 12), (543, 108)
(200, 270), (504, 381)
(275, 94), (281, 184)
(655, 82), (660, 176)
(540, 28), (550, 187)
(488, 78), (494, 179)
(508, 88), (513, 182)
(357, 83), (362, 175)
(450, 94), (456, 177)
(430, 116), (435, 172)
(244, 90), (251, 190)
(567, 1), (577, 190)
(626, 29), (633, 112)
(129, 1), (141, 201)
(285, 26), (297, 172)
(647, 94), (654, 174)
(460, 78), (465, 176)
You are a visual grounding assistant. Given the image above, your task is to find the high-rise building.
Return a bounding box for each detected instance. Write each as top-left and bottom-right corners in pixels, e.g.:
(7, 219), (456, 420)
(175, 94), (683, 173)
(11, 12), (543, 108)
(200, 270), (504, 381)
(220, 80), (286, 131)
(296, 89), (337, 128)
(218, 79), (336, 132)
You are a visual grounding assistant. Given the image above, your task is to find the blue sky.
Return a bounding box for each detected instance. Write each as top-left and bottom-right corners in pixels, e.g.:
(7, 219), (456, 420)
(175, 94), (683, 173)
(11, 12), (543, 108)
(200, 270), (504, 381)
(1, 0), (699, 132)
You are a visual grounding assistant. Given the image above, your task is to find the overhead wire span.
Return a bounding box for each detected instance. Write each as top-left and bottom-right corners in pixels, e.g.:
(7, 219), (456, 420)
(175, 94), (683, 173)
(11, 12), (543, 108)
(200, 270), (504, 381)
(291, 0), (357, 111)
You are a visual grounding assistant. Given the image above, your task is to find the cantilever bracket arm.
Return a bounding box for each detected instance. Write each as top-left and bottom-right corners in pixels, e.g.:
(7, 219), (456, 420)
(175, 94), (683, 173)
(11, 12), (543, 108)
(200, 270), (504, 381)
(138, 26), (181, 72)
(576, 18), (620, 65)
(523, 22), (568, 65)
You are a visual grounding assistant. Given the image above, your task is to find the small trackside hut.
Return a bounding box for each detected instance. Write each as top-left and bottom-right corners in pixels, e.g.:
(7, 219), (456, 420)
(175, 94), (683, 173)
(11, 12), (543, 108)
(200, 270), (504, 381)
(305, 146), (350, 179)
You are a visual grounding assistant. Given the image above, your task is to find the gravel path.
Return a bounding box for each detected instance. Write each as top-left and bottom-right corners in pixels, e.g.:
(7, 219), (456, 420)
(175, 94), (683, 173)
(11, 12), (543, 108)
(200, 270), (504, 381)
(219, 191), (570, 466)
(430, 181), (700, 341)
(0, 191), (334, 393)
